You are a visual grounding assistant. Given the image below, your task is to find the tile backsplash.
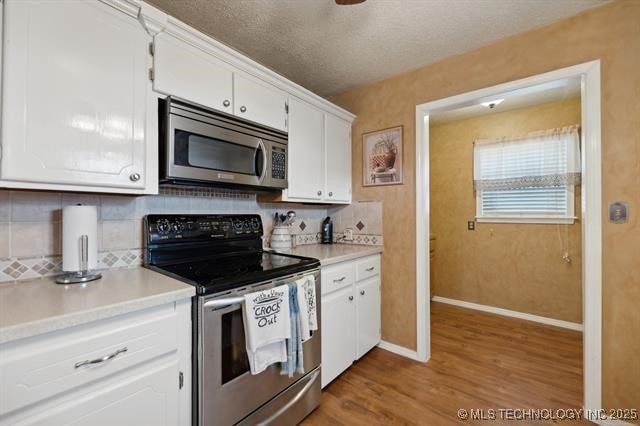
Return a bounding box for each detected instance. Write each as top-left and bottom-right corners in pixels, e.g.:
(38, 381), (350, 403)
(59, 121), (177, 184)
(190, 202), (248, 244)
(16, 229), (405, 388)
(0, 189), (383, 283)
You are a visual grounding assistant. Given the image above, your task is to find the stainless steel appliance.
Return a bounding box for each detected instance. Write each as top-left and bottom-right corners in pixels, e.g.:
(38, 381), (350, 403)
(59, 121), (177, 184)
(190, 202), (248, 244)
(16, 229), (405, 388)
(144, 214), (321, 426)
(160, 97), (288, 191)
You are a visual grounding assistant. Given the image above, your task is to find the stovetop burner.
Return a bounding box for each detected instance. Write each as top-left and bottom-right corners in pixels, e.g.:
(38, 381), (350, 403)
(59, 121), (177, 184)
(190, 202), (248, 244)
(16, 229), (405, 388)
(143, 214), (319, 295)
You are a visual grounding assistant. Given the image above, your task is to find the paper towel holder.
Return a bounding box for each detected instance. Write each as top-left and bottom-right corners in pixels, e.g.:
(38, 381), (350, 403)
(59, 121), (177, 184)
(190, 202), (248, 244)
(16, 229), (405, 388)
(56, 235), (102, 284)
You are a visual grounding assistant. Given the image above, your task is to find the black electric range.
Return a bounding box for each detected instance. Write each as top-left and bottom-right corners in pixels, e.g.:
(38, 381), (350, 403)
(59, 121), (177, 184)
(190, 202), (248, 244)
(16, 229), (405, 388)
(143, 214), (320, 295)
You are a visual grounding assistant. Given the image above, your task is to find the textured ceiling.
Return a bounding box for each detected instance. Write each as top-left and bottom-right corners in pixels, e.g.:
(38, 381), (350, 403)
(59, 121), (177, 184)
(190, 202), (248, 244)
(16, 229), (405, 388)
(145, 0), (605, 96)
(431, 77), (581, 124)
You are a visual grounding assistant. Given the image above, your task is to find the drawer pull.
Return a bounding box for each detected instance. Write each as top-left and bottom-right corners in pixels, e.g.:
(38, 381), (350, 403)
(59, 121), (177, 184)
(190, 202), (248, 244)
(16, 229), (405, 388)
(348, 295), (354, 301)
(333, 276), (346, 283)
(74, 347), (128, 369)
(365, 267), (375, 272)
(360, 290), (365, 295)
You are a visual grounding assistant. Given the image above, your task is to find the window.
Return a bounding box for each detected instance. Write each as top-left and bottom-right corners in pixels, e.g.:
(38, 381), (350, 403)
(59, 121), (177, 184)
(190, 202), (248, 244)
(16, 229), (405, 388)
(473, 126), (580, 224)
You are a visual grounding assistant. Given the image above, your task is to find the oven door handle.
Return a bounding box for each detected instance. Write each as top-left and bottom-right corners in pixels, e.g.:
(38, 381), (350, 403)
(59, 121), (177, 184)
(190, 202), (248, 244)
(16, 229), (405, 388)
(204, 296), (245, 310)
(256, 139), (268, 184)
(256, 369), (320, 426)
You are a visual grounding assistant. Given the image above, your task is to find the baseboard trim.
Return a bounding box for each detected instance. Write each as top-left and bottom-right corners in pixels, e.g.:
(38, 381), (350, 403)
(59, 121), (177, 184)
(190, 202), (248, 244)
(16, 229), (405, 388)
(431, 296), (583, 332)
(377, 340), (421, 361)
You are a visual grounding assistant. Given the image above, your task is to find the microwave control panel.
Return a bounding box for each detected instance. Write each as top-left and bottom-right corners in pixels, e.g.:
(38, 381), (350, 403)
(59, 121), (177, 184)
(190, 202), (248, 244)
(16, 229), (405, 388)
(271, 147), (286, 180)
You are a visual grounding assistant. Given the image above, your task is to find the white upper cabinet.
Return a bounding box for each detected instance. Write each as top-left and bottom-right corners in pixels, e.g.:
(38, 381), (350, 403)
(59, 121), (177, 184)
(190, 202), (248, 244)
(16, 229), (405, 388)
(152, 32), (287, 132)
(233, 72), (288, 132)
(277, 101), (352, 204)
(0, 0), (155, 193)
(286, 97), (324, 200)
(324, 113), (352, 203)
(153, 32), (234, 114)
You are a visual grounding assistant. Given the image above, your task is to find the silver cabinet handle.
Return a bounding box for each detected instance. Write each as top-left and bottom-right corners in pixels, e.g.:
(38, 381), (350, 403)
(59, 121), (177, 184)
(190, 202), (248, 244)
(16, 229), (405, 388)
(240, 106), (247, 113)
(365, 267), (375, 272)
(223, 99), (231, 107)
(317, 190), (322, 196)
(333, 276), (346, 283)
(328, 192), (333, 196)
(348, 295), (354, 301)
(74, 347), (127, 369)
(360, 290), (365, 295)
(129, 172), (141, 182)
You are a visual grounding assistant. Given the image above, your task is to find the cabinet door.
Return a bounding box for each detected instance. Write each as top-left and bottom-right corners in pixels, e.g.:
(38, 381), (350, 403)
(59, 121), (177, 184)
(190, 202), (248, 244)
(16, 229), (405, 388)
(286, 97), (324, 200)
(153, 32), (234, 114)
(355, 277), (381, 359)
(1, 0), (150, 190)
(321, 286), (356, 388)
(324, 114), (352, 203)
(14, 360), (179, 426)
(234, 72), (288, 132)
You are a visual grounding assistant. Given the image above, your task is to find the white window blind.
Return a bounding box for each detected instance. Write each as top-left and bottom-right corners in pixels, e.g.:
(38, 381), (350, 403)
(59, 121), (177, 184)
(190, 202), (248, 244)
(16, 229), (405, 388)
(474, 126), (580, 223)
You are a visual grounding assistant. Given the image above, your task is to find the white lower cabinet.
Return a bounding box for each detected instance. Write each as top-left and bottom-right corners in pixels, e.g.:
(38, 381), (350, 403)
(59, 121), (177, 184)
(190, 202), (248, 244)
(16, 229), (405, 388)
(15, 360), (179, 426)
(321, 254), (381, 388)
(355, 277), (382, 360)
(0, 300), (191, 426)
(321, 285), (356, 387)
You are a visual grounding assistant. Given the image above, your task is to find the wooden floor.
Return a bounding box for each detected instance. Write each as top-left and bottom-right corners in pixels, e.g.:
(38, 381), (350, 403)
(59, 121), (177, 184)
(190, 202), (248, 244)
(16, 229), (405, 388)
(303, 302), (586, 425)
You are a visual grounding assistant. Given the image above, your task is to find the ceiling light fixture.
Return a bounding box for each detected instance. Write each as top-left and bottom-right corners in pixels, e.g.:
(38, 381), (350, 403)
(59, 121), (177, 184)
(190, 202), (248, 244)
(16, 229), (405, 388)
(480, 98), (504, 109)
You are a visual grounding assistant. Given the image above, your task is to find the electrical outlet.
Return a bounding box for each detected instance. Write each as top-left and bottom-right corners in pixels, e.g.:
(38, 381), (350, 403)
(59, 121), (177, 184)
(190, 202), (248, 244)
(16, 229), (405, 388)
(343, 228), (354, 241)
(467, 220), (475, 231)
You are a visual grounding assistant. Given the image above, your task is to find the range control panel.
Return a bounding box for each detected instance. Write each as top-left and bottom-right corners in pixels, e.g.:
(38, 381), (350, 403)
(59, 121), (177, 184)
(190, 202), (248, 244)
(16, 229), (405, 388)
(145, 214), (263, 243)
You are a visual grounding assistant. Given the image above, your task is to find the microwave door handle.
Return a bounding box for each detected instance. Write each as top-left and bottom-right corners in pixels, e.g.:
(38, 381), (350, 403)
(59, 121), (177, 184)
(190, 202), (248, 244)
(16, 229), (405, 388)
(256, 139), (268, 184)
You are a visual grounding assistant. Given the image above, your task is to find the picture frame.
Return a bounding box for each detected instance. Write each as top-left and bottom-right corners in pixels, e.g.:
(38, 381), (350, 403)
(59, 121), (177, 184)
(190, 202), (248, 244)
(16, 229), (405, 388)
(362, 125), (403, 186)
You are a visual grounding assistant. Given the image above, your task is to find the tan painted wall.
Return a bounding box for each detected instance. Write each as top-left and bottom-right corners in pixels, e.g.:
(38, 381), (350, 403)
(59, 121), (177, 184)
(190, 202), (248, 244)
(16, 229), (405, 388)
(430, 98), (582, 323)
(329, 0), (640, 412)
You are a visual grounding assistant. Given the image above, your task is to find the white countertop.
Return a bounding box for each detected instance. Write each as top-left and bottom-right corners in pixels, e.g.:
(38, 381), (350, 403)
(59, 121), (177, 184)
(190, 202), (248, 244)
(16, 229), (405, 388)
(0, 267), (195, 345)
(287, 244), (383, 266)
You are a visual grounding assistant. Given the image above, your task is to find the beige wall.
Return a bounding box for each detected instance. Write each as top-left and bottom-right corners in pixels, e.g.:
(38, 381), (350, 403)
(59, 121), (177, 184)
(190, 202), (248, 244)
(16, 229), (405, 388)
(330, 0), (639, 412)
(430, 98), (582, 323)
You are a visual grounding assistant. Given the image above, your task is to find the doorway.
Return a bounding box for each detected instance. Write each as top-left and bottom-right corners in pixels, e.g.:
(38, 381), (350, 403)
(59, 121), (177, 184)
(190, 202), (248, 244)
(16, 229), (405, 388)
(414, 61), (602, 413)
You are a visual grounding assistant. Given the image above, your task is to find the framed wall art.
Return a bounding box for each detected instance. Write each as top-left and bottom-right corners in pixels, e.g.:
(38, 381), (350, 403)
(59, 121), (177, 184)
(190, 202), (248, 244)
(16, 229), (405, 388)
(363, 126), (403, 186)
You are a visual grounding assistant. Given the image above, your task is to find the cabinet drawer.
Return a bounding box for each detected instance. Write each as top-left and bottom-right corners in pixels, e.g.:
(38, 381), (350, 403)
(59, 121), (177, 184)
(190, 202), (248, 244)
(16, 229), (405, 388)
(321, 262), (355, 296)
(0, 304), (178, 416)
(356, 255), (380, 282)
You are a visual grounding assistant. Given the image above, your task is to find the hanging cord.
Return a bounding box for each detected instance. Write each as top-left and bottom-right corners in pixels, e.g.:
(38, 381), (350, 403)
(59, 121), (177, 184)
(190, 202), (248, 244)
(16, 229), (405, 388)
(557, 224), (572, 263)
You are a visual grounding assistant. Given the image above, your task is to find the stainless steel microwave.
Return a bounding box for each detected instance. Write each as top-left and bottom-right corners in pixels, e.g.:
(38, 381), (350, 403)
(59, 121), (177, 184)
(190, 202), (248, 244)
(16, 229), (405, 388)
(160, 97), (288, 191)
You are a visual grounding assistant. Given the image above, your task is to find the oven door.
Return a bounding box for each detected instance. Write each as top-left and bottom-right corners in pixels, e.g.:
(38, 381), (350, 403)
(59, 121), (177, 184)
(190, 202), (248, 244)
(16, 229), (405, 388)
(197, 270), (321, 426)
(166, 113), (267, 187)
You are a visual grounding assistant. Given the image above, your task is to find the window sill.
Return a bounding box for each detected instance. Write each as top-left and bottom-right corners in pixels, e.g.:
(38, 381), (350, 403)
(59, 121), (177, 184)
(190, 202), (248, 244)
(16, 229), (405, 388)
(476, 216), (577, 225)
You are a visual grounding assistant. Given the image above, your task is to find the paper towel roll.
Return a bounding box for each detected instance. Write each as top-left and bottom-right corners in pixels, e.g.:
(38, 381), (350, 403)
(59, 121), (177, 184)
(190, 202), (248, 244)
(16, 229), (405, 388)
(62, 205), (98, 272)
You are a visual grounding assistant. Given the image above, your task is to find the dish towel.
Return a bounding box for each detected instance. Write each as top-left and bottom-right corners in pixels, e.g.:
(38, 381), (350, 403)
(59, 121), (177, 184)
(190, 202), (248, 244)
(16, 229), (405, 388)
(281, 282), (304, 377)
(243, 284), (291, 375)
(296, 275), (318, 342)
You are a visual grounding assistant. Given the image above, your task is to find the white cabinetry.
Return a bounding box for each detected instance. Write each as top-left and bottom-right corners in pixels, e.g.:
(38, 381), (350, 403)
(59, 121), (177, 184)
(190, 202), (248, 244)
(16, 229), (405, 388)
(152, 33), (287, 132)
(234, 72), (288, 132)
(276, 98), (352, 204)
(153, 31), (234, 114)
(0, 0), (156, 194)
(321, 286), (356, 388)
(324, 113), (352, 203)
(355, 277), (382, 359)
(286, 98), (325, 201)
(321, 254), (381, 387)
(0, 301), (191, 426)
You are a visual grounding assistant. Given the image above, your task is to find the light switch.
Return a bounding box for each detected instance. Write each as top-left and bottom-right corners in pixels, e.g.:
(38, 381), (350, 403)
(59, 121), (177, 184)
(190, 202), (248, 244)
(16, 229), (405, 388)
(609, 202), (628, 224)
